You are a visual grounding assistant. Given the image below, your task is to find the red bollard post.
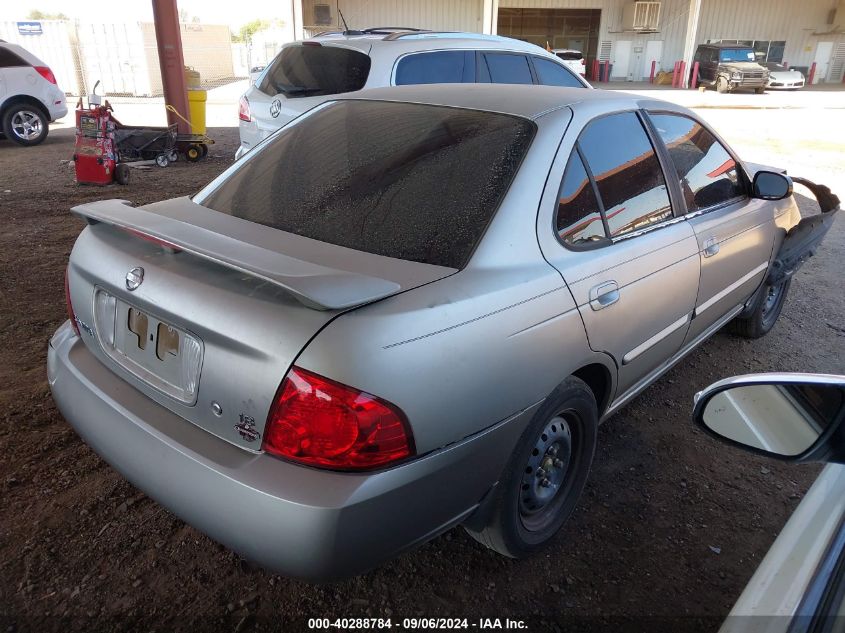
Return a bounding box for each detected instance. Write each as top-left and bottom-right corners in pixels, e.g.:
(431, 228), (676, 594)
(691, 61), (700, 89)
(602, 61), (609, 82)
(783, 61), (788, 69)
(679, 61), (686, 88)
(808, 62), (817, 85)
(592, 59), (599, 81)
(649, 60), (656, 84)
(671, 61), (679, 88)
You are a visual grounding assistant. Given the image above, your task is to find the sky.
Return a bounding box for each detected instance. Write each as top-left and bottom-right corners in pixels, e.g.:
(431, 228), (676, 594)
(0, 0), (292, 30)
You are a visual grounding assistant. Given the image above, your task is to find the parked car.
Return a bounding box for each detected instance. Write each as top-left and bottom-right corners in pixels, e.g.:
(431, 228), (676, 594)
(551, 48), (586, 77)
(0, 39), (67, 145)
(50, 84), (838, 580)
(763, 62), (805, 90)
(693, 43), (769, 93)
(235, 29), (591, 159)
(248, 64), (266, 85)
(693, 372), (845, 630)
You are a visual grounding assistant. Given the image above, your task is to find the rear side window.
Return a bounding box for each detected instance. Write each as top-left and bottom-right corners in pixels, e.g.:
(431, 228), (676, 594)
(578, 112), (672, 238)
(555, 112), (672, 245)
(648, 113), (744, 212)
(483, 53), (533, 85)
(395, 51), (474, 85)
(258, 45), (371, 98)
(201, 101), (535, 269)
(0, 47), (28, 68)
(557, 149), (606, 244)
(532, 57), (584, 87)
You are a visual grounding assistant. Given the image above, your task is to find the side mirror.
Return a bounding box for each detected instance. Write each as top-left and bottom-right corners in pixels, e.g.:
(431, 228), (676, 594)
(752, 171), (793, 201)
(693, 374), (845, 462)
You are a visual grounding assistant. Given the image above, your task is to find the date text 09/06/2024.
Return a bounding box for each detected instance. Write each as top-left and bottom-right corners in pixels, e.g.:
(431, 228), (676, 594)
(307, 618), (528, 630)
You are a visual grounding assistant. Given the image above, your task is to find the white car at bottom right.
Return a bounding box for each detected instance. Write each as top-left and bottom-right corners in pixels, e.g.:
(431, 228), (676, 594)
(763, 62), (805, 90)
(694, 371), (845, 631)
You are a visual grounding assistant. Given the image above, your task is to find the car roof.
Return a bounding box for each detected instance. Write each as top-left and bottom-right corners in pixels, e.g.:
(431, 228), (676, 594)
(305, 30), (550, 55)
(330, 83), (651, 120)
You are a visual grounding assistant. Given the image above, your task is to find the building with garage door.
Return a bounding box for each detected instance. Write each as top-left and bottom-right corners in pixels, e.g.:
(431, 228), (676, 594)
(285, 0), (845, 84)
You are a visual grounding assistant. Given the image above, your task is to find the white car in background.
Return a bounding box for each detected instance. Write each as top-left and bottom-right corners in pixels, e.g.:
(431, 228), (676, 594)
(763, 62), (805, 90)
(552, 49), (586, 77)
(236, 28), (591, 159)
(0, 39), (67, 145)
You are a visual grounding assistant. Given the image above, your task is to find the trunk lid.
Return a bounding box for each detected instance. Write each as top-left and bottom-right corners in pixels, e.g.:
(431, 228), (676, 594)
(67, 197), (453, 451)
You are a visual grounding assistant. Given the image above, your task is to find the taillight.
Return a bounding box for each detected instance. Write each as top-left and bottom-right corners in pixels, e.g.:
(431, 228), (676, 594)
(34, 66), (57, 85)
(65, 266), (80, 336)
(238, 95), (251, 122)
(262, 366), (414, 471)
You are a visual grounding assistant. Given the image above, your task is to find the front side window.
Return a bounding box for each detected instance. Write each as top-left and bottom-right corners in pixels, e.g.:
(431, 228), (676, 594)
(577, 112), (672, 238)
(200, 101), (535, 269)
(532, 57), (584, 88)
(483, 53), (534, 85)
(395, 51), (474, 85)
(258, 45), (371, 98)
(648, 113), (744, 212)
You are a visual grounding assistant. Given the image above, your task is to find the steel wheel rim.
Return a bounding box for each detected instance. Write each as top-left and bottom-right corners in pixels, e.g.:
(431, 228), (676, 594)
(519, 412), (579, 532)
(11, 110), (43, 141)
(761, 281), (785, 327)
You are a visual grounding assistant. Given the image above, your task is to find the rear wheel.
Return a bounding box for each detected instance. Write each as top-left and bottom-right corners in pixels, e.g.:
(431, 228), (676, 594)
(730, 277), (791, 339)
(185, 144), (202, 162)
(2, 105), (49, 146)
(464, 376), (598, 558)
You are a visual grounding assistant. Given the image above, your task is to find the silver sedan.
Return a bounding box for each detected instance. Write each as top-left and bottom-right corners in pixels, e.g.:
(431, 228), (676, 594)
(49, 84), (836, 579)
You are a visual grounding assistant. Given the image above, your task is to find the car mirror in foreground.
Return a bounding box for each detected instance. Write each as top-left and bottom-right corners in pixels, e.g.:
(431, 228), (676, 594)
(752, 170), (793, 200)
(693, 374), (845, 462)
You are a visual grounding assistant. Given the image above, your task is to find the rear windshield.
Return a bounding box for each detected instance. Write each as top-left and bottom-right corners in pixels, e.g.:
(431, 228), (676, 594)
(258, 45), (371, 98)
(200, 100), (535, 269)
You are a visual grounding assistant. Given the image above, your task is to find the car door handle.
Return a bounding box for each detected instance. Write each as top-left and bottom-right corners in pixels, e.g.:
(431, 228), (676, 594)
(589, 281), (620, 311)
(703, 237), (720, 258)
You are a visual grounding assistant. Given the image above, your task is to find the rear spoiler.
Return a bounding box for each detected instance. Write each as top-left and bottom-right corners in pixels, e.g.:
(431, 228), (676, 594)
(768, 177), (840, 285)
(71, 198), (402, 311)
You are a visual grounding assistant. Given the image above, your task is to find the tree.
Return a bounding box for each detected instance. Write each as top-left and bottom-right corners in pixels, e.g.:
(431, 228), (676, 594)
(238, 19), (273, 44)
(26, 9), (69, 20)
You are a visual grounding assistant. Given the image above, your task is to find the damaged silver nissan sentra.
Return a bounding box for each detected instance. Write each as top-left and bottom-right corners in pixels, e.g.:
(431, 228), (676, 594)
(48, 84), (839, 580)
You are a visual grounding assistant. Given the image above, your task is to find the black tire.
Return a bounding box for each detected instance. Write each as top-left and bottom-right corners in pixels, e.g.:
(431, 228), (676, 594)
(185, 145), (202, 162)
(464, 376), (598, 558)
(2, 104), (49, 146)
(730, 277), (792, 339)
(115, 163), (130, 185)
(716, 76), (729, 94)
(755, 87), (766, 94)
(199, 143), (208, 158)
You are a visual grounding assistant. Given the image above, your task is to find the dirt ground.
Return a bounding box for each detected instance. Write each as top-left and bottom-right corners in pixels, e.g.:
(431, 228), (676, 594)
(0, 124), (843, 633)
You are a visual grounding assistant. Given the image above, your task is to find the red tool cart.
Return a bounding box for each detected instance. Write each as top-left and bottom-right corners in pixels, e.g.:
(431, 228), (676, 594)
(72, 82), (130, 186)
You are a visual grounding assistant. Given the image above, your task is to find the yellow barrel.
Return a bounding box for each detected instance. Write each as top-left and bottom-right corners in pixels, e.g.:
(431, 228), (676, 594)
(187, 89), (207, 136)
(184, 66), (201, 90)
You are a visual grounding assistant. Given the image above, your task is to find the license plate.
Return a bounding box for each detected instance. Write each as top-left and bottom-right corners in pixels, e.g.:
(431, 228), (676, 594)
(94, 290), (203, 403)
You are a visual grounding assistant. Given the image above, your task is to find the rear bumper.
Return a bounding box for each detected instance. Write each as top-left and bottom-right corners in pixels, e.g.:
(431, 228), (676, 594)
(48, 322), (536, 580)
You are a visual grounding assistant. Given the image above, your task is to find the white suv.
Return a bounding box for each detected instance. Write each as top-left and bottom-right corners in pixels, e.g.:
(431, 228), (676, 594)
(0, 40), (67, 146)
(551, 49), (586, 77)
(236, 29), (591, 159)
